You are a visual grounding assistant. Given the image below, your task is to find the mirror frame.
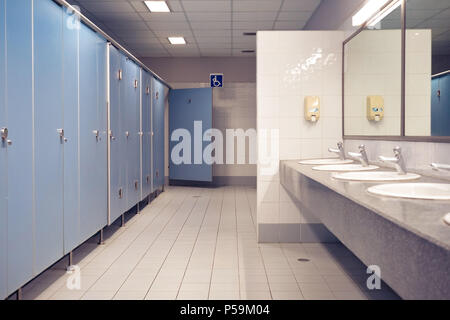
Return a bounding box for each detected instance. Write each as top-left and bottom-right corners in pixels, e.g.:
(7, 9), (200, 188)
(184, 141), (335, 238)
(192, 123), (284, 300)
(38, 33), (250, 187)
(342, 0), (450, 143)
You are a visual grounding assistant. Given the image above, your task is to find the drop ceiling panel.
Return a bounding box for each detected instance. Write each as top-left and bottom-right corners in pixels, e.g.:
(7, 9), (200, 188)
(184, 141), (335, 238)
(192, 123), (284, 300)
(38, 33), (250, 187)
(186, 12), (232, 21)
(182, 1), (231, 12)
(281, 0), (321, 11)
(233, 1), (282, 12)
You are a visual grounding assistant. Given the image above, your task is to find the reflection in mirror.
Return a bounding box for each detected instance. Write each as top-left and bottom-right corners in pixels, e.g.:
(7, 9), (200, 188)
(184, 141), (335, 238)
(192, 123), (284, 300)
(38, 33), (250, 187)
(405, 0), (450, 136)
(344, 3), (402, 136)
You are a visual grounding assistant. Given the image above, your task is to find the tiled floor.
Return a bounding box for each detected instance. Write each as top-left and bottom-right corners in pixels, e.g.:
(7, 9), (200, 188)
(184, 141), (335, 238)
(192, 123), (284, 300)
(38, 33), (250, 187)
(21, 186), (400, 300)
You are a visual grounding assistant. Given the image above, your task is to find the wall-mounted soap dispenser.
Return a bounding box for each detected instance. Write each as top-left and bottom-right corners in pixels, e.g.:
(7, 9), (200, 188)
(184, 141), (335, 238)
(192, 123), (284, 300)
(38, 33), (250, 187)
(367, 95), (384, 122)
(304, 96), (320, 123)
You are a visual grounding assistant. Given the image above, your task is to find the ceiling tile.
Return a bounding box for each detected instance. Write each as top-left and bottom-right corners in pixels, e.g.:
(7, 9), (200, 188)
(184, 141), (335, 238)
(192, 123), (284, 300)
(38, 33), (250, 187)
(182, 1), (231, 12)
(191, 21), (231, 30)
(186, 11), (232, 21)
(277, 11), (313, 21)
(233, 11), (277, 21)
(281, 0), (321, 11)
(233, 1), (282, 12)
(274, 20), (307, 30)
(140, 12), (187, 22)
(233, 21), (274, 30)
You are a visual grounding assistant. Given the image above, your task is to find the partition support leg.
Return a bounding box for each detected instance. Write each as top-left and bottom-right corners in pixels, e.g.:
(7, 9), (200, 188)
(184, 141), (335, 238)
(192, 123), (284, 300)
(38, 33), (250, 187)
(121, 214), (125, 227)
(98, 228), (105, 245)
(16, 288), (22, 300)
(138, 202), (141, 214)
(66, 251), (75, 271)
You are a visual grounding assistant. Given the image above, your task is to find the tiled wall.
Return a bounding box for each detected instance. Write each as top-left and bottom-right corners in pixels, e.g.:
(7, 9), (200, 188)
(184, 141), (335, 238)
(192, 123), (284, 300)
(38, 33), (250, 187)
(257, 31), (344, 243)
(169, 82), (256, 185)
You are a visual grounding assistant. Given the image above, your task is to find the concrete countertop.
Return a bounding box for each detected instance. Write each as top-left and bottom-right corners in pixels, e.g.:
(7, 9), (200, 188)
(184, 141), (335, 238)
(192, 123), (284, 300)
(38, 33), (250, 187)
(281, 160), (450, 251)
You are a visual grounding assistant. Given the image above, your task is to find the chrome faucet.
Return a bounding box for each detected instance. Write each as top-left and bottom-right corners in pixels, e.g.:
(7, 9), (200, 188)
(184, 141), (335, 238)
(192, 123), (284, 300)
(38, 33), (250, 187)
(328, 142), (345, 160)
(431, 163), (450, 172)
(348, 145), (369, 167)
(379, 146), (406, 175)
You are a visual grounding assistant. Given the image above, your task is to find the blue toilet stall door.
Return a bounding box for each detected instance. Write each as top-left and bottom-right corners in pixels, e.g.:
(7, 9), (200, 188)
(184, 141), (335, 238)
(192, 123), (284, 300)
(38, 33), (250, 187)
(169, 88), (213, 182)
(431, 74), (450, 136)
(5, 0), (34, 295)
(78, 23), (108, 242)
(0, 0), (6, 300)
(124, 59), (141, 211)
(63, 3), (81, 254)
(152, 78), (166, 189)
(141, 71), (152, 199)
(108, 45), (126, 224)
(33, 0), (64, 275)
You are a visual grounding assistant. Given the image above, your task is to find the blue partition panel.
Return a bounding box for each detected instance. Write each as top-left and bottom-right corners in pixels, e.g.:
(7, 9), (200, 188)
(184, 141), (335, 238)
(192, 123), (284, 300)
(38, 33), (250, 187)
(124, 59), (141, 210)
(79, 23), (107, 242)
(33, 0), (64, 274)
(152, 78), (166, 189)
(0, 0), (6, 300)
(62, 2), (80, 254)
(6, 0), (34, 295)
(141, 70), (152, 198)
(431, 74), (450, 136)
(108, 45), (126, 224)
(169, 88), (213, 182)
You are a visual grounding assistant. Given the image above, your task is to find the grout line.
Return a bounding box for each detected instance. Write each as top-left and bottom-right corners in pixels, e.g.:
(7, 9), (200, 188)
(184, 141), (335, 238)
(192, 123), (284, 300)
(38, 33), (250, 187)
(233, 187), (241, 299)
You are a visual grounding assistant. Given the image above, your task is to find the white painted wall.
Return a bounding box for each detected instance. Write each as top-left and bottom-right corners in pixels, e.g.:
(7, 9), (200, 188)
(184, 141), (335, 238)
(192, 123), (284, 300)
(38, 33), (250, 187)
(257, 30), (344, 242)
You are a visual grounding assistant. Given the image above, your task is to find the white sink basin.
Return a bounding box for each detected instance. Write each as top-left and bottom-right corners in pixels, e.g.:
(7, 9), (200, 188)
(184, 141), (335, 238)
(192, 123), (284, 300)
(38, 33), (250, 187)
(368, 183), (450, 200)
(333, 171), (421, 182)
(312, 164), (379, 172)
(298, 158), (353, 165)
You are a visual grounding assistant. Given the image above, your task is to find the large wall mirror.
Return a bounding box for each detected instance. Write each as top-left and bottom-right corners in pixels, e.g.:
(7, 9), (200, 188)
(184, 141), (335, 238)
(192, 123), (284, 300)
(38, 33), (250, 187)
(405, 0), (450, 137)
(343, 0), (450, 141)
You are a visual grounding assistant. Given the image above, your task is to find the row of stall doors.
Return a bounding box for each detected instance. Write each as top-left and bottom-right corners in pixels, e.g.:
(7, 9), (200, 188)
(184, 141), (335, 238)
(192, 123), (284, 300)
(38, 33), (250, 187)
(0, 0), (166, 299)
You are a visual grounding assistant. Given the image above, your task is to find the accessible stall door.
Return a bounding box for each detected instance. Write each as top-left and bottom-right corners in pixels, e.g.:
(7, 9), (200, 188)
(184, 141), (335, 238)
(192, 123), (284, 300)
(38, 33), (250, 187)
(6, 0), (34, 294)
(0, 0), (6, 300)
(169, 88), (213, 183)
(79, 24), (108, 242)
(33, 0), (64, 274)
(152, 78), (166, 189)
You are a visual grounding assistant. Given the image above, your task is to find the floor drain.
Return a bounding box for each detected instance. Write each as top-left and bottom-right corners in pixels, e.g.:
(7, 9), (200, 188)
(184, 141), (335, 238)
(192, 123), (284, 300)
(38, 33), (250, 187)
(297, 258), (310, 262)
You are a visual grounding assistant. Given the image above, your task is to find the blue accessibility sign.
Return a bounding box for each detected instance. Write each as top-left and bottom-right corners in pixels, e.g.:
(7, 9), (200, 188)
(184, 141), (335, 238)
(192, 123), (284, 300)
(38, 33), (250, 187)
(210, 74), (223, 88)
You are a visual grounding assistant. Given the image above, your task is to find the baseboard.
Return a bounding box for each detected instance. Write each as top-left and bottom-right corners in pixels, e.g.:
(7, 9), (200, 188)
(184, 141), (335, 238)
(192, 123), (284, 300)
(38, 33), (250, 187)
(258, 223), (340, 243)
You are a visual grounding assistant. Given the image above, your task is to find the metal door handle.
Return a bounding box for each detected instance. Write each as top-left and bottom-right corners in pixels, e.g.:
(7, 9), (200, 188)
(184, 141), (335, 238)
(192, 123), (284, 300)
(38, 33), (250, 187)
(1, 127), (8, 140)
(57, 128), (64, 137)
(7, 140), (12, 146)
(125, 131), (129, 138)
(93, 130), (101, 141)
(138, 132), (143, 136)
(109, 130), (116, 141)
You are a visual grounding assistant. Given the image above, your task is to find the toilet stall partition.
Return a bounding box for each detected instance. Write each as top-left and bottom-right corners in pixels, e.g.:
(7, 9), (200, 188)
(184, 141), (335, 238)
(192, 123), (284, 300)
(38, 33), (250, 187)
(0, 0), (169, 299)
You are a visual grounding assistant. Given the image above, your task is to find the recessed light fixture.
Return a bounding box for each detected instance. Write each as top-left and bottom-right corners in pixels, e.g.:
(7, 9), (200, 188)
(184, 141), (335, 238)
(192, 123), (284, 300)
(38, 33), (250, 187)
(352, 0), (390, 27)
(168, 37), (186, 45)
(144, 1), (170, 13)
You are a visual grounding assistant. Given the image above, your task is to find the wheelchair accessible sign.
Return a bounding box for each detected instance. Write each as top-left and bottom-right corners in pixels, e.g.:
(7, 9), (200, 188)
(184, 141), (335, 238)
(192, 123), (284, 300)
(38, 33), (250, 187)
(210, 73), (223, 88)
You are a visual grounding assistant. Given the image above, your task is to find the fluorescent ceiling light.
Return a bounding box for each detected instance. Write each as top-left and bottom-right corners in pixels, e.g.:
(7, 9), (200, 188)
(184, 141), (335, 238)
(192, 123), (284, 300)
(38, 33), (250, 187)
(368, 0), (401, 27)
(352, 0), (390, 27)
(168, 37), (186, 45)
(144, 1), (170, 12)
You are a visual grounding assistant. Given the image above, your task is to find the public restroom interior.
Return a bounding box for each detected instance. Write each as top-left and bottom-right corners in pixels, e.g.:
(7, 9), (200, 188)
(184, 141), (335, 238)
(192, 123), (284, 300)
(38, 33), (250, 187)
(0, 0), (449, 302)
